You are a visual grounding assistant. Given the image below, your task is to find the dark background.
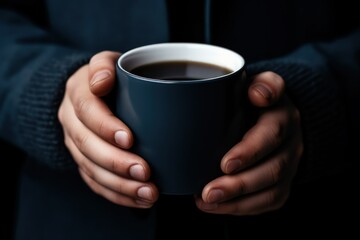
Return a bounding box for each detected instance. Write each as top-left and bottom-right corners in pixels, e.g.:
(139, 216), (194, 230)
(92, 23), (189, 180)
(1, 140), (24, 240)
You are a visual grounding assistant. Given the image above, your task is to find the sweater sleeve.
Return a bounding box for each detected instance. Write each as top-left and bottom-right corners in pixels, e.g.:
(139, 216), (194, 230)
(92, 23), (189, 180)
(246, 29), (360, 183)
(0, 7), (92, 169)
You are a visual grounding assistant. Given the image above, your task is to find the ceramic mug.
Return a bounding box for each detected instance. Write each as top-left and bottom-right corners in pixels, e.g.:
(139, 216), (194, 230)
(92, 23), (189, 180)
(115, 42), (248, 195)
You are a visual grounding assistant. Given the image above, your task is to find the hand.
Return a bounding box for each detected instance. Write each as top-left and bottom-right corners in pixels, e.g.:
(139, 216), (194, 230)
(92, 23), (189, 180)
(196, 71), (303, 215)
(58, 51), (159, 208)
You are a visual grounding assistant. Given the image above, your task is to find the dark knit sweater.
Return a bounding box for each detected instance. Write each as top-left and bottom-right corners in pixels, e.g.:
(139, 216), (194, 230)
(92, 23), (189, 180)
(0, 0), (359, 239)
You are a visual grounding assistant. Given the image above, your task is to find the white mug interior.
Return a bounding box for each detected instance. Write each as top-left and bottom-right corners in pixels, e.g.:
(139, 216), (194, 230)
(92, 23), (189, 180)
(118, 42), (245, 81)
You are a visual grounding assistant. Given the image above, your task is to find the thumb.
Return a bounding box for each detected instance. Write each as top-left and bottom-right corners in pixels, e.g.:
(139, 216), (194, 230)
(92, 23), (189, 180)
(248, 71), (285, 107)
(89, 51), (121, 96)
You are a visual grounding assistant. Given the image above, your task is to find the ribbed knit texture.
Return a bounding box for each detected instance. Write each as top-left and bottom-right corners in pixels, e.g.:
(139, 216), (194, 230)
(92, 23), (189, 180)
(18, 53), (92, 169)
(247, 58), (348, 183)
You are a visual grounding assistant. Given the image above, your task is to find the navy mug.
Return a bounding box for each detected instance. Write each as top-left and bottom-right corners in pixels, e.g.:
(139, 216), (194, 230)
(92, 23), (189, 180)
(115, 43), (247, 195)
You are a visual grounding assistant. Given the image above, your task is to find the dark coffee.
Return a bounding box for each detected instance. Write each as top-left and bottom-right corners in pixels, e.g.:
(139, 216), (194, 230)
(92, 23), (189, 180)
(130, 61), (232, 80)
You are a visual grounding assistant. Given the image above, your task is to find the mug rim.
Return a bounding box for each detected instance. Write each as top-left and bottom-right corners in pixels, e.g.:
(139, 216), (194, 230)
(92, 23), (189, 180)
(117, 42), (245, 84)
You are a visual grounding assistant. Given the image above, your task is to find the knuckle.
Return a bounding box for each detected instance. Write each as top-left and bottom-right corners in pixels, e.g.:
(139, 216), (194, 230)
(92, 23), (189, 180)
(65, 75), (75, 91)
(63, 136), (71, 149)
(113, 182), (124, 194)
(103, 153), (128, 176)
(269, 157), (287, 184)
(277, 122), (286, 142)
(269, 122), (284, 145)
(97, 118), (107, 136)
(111, 157), (119, 173)
(265, 189), (278, 208)
(75, 157), (95, 181)
(74, 96), (92, 118)
(235, 177), (247, 194)
(57, 105), (65, 124)
(79, 159), (94, 180)
(266, 189), (276, 206)
(73, 132), (90, 154)
(260, 121), (283, 149)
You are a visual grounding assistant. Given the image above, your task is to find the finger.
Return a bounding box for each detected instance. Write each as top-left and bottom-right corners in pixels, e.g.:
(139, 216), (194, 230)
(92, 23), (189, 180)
(79, 169), (154, 208)
(89, 51), (121, 96)
(196, 183), (290, 215)
(202, 153), (285, 204)
(61, 91), (150, 181)
(202, 134), (302, 204)
(70, 116), (149, 181)
(221, 106), (287, 174)
(248, 71), (285, 107)
(72, 87), (133, 149)
(68, 66), (133, 149)
(198, 101), (303, 213)
(67, 137), (158, 203)
(61, 93), (158, 204)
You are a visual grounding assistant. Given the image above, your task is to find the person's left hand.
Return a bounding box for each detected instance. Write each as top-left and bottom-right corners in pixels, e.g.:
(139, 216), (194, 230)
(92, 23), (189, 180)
(195, 71), (303, 215)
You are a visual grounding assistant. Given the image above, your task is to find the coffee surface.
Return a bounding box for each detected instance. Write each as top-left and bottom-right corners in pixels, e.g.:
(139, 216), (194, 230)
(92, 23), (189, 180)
(130, 61), (232, 80)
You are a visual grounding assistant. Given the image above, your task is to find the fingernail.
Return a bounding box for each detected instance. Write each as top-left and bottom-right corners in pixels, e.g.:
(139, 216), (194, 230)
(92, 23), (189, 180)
(137, 186), (153, 202)
(207, 189), (224, 203)
(201, 203), (218, 210)
(129, 164), (145, 181)
(226, 159), (242, 173)
(252, 83), (272, 100)
(91, 70), (111, 86)
(115, 130), (129, 147)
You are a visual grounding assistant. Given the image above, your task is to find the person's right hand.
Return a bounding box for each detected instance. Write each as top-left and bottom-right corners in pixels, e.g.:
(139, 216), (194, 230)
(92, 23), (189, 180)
(58, 51), (159, 208)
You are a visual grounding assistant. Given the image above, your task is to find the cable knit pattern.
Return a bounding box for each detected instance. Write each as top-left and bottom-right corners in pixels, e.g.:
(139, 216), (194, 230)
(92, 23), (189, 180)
(18, 53), (92, 170)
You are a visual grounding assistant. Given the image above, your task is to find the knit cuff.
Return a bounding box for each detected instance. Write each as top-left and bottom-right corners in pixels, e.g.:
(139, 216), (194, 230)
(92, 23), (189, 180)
(18, 52), (92, 170)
